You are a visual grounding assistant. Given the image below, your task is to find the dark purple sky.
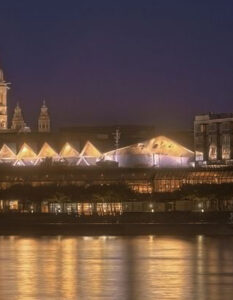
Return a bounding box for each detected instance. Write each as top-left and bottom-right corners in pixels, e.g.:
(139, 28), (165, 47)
(1, 0), (233, 130)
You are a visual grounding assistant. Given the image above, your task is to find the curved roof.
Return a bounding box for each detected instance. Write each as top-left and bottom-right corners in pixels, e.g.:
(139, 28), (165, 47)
(104, 136), (194, 158)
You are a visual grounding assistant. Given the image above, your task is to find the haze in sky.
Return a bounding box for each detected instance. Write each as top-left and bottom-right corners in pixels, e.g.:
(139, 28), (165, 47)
(0, 0), (233, 130)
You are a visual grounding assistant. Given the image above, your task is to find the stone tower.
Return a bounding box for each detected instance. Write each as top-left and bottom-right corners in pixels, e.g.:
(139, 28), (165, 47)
(38, 100), (50, 132)
(11, 103), (26, 131)
(0, 66), (10, 130)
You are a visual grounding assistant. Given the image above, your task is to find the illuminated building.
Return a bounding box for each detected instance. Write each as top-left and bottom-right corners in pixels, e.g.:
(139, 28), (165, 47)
(14, 143), (37, 166)
(59, 142), (80, 165)
(0, 143), (16, 164)
(194, 113), (233, 165)
(100, 136), (194, 168)
(77, 141), (102, 166)
(0, 167), (233, 213)
(38, 100), (50, 132)
(11, 103), (26, 131)
(0, 67), (9, 130)
(0, 136), (196, 168)
(33, 142), (59, 165)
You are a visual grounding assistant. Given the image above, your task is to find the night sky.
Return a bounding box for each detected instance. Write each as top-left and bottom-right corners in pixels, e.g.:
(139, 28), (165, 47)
(1, 0), (233, 130)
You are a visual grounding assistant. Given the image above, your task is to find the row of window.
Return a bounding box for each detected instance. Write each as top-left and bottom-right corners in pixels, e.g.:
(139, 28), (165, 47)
(195, 122), (233, 133)
(154, 177), (233, 192)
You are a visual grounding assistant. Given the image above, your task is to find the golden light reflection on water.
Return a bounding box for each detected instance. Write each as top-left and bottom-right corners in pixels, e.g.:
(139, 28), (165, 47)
(0, 236), (233, 300)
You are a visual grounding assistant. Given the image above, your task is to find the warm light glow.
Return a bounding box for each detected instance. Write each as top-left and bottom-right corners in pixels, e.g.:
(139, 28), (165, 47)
(60, 142), (79, 158)
(0, 144), (16, 159)
(17, 143), (37, 159)
(37, 142), (58, 158)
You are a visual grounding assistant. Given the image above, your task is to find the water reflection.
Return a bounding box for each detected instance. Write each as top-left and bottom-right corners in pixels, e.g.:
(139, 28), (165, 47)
(0, 236), (232, 300)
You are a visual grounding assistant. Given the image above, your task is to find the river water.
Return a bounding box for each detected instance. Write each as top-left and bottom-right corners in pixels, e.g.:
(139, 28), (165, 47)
(0, 235), (233, 300)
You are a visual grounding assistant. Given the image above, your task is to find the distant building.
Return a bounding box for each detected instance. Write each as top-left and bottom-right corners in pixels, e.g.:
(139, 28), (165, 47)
(38, 100), (50, 132)
(194, 113), (233, 165)
(11, 103), (26, 131)
(0, 67), (9, 130)
(0, 64), (50, 133)
(101, 136), (194, 168)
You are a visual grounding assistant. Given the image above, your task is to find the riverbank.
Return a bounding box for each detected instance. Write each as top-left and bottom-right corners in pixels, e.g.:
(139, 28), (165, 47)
(0, 223), (232, 235)
(0, 213), (232, 235)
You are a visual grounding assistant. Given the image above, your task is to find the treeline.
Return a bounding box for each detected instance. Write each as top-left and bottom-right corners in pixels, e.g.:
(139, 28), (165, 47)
(152, 183), (233, 202)
(0, 183), (142, 203)
(1, 183), (233, 204)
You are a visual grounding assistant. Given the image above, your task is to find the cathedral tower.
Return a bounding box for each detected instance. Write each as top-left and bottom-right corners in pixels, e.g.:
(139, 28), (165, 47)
(38, 100), (50, 132)
(11, 103), (26, 131)
(0, 66), (10, 130)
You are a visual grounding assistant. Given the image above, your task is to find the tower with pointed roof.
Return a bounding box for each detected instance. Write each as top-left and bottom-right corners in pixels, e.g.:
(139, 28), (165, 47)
(38, 100), (50, 132)
(11, 103), (26, 131)
(0, 65), (10, 130)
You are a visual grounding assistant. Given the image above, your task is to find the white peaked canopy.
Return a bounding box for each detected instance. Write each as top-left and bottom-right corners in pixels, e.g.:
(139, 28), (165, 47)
(104, 136), (193, 157)
(17, 143), (37, 159)
(77, 141), (101, 166)
(80, 141), (101, 157)
(0, 144), (17, 160)
(14, 143), (37, 166)
(145, 136), (194, 157)
(60, 142), (79, 157)
(13, 160), (26, 167)
(102, 136), (194, 168)
(37, 142), (58, 158)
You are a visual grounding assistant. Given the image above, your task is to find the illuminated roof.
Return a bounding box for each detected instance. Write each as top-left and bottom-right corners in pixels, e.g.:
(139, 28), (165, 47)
(80, 141), (101, 157)
(0, 144), (16, 159)
(17, 143), (37, 159)
(60, 142), (79, 157)
(37, 142), (58, 158)
(145, 136), (194, 157)
(104, 136), (194, 157)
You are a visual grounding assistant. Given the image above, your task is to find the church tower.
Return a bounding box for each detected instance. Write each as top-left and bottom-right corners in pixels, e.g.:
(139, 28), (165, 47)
(11, 103), (26, 131)
(0, 66), (10, 130)
(38, 100), (50, 132)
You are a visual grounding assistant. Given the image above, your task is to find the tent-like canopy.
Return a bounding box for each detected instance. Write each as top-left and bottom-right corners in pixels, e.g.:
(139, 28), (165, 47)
(34, 142), (59, 165)
(14, 143), (37, 166)
(102, 136), (194, 168)
(59, 142), (80, 165)
(145, 136), (194, 157)
(17, 143), (37, 160)
(77, 141), (101, 166)
(0, 144), (17, 160)
(80, 141), (101, 157)
(60, 142), (79, 158)
(37, 142), (58, 158)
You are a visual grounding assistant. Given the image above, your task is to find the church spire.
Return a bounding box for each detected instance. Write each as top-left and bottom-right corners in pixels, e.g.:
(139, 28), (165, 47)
(0, 63), (9, 130)
(11, 102), (26, 131)
(38, 99), (50, 132)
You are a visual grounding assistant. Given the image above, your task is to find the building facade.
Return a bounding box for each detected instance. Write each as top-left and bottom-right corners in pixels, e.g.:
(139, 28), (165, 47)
(0, 68), (9, 130)
(11, 103), (26, 131)
(0, 64), (50, 133)
(194, 113), (233, 165)
(38, 101), (50, 132)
